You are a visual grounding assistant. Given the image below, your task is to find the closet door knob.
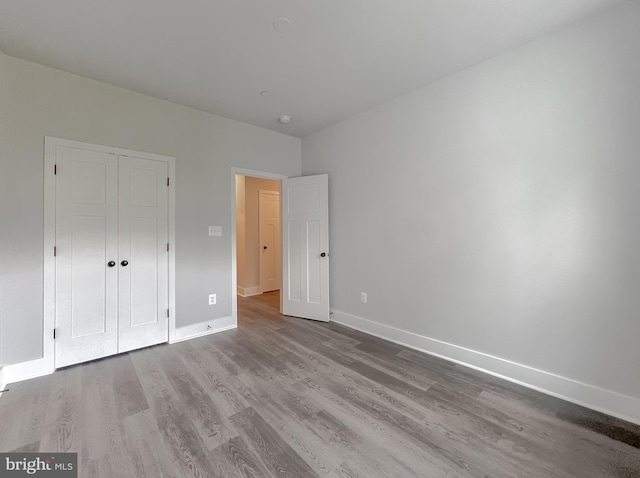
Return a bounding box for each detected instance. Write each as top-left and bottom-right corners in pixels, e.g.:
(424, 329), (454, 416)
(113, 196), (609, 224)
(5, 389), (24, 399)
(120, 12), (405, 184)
(121, 260), (129, 267)
(320, 252), (326, 257)
(107, 261), (116, 267)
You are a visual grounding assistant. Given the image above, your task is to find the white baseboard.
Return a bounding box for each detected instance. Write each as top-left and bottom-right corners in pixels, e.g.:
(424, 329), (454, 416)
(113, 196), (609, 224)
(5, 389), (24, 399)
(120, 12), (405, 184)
(331, 309), (640, 426)
(0, 356), (54, 388)
(0, 317), (237, 386)
(169, 315), (236, 344)
(237, 286), (262, 297)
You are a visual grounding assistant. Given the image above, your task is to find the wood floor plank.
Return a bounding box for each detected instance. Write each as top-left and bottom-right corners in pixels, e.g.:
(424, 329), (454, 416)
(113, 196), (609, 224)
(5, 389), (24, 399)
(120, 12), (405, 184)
(129, 345), (179, 403)
(230, 406), (321, 478)
(227, 372), (362, 476)
(0, 385), (49, 451)
(296, 376), (460, 477)
(39, 393), (83, 455)
(323, 339), (438, 392)
(257, 377), (430, 478)
(80, 383), (119, 463)
(109, 354), (150, 419)
(158, 345), (237, 450)
(152, 391), (219, 478)
(121, 409), (193, 478)
(208, 436), (273, 478)
(177, 341), (251, 417)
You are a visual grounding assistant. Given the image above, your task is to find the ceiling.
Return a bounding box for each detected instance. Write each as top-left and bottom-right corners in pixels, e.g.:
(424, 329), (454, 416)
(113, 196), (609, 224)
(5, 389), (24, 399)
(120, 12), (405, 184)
(0, 0), (624, 137)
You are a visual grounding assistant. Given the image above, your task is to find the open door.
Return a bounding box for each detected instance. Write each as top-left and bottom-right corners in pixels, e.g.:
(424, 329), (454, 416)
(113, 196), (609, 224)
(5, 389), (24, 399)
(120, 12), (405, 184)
(281, 174), (329, 321)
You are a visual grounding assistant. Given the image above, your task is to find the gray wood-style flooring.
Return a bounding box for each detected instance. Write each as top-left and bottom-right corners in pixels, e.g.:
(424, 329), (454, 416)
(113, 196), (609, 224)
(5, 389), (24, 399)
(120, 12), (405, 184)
(1, 291), (639, 477)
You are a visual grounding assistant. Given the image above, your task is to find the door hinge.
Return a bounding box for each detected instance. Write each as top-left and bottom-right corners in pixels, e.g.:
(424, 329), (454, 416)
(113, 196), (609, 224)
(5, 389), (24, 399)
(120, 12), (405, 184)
(53, 246), (57, 257)
(167, 177), (170, 187)
(167, 309), (170, 318)
(53, 328), (57, 339)
(54, 164), (57, 175)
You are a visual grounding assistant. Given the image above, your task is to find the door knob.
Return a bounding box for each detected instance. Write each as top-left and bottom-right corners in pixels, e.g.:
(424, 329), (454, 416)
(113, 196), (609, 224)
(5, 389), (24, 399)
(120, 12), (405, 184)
(320, 252), (326, 257)
(263, 246), (268, 250)
(107, 261), (116, 267)
(121, 260), (129, 267)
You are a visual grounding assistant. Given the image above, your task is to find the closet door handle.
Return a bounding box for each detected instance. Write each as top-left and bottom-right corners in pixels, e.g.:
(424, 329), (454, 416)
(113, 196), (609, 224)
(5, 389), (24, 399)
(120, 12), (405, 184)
(121, 260), (129, 267)
(107, 261), (116, 267)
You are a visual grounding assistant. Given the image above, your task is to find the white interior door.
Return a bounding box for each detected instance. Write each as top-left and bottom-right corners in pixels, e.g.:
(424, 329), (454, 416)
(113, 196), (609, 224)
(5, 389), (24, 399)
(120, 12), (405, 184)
(282, 174), (329, 321)
(259, 190), (281, 293)
(118, 155), (169, 352)
(55, 146), (119, 367)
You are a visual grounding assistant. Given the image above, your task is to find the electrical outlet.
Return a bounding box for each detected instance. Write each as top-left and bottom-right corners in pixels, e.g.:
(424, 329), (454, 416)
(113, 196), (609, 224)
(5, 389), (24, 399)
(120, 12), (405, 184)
(209, 294), (216, 305)
(360, 292), (367, 303)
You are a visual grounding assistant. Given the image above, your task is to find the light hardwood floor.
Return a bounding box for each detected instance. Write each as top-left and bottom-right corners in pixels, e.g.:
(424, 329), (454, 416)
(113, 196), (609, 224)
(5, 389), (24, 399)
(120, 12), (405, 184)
(1, 291), (639, 477)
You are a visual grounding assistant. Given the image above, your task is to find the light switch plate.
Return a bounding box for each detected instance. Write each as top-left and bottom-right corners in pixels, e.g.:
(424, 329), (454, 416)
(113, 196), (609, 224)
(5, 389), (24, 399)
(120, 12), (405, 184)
(209, 226), (222, 237)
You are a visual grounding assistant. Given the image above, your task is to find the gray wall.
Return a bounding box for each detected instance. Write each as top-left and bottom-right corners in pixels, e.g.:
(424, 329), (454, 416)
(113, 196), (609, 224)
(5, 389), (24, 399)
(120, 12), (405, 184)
(0, 52), (301, 365)
(302, 1), (640, 400)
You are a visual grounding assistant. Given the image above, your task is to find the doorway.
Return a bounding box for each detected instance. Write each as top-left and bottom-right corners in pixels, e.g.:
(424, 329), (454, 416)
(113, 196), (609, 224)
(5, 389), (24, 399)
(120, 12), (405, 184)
(231, 168), (330, 325)
(235, 174), (282, 298)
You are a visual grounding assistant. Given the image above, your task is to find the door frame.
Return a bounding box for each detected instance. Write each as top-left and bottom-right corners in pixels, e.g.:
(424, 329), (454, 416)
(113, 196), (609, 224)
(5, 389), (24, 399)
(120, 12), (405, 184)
(44, 137), (176, 370)
(231, 167), (287, 324)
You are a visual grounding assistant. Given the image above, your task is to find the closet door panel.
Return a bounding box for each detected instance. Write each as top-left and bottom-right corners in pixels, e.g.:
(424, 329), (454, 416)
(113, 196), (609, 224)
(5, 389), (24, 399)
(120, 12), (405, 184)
(118, 155), (169, 353)
(55, 146), (119, 367)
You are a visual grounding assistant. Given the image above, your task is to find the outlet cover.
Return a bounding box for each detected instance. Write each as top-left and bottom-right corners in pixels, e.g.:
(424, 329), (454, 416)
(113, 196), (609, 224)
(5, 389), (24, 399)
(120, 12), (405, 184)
(209, 294), (217, 305)
(209, 226), (222, 237)
(360, 292), (367, 303)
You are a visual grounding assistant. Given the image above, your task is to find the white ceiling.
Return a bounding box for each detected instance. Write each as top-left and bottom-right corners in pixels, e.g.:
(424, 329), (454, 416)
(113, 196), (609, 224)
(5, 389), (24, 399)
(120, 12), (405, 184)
(0, 0), (624, 137)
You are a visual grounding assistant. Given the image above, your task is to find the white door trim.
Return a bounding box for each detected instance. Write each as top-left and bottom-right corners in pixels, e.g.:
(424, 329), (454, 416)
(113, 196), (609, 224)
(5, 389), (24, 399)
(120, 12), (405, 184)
(44, 137), (176, 370)
(231, 167), (287, 325)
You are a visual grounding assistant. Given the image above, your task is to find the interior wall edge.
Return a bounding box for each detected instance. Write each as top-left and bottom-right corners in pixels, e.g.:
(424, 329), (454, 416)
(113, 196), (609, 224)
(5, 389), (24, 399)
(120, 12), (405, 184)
(330, 309), (640, 426)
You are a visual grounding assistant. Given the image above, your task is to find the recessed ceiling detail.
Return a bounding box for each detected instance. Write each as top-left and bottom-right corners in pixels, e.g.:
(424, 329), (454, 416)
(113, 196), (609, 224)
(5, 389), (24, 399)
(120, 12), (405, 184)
(273, 17), (293, 34)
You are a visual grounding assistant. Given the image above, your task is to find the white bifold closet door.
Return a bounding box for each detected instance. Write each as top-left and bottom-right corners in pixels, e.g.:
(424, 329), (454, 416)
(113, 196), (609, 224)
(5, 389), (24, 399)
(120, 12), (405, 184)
(55, 146), (169, 368)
